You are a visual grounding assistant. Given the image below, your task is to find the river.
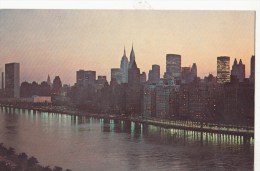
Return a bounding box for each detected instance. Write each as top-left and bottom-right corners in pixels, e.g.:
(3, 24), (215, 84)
(0, 108), (254, 171)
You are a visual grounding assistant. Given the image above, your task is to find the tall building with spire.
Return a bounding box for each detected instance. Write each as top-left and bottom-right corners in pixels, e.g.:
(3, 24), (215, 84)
(127, 56), (141, 115)
(120, 47), (129, 83)
(128, 44), (136, 69)
(47, 75), (51, 86)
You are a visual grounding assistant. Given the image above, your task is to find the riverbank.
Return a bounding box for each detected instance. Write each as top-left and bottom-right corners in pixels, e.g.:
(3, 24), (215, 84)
(0, 143), (72, 171)
(0, 104), (254, 139)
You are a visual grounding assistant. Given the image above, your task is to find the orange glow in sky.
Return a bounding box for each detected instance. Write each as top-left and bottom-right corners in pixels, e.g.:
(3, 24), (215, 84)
(0, 10), (255, 85)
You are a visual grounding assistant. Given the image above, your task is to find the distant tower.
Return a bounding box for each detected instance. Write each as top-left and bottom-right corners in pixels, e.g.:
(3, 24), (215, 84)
(128, 43), (136, 69)
(231, 58), (245, 82)
(190, 63), (197, 81)
(1, 72), (4, 95)
(47, 75), (51, 86)
(111, 68), (122, 84)
(52, 76), (62, 96)
(164, 54), (181, 81)
(250, 55), (255, 82)
(217, 56), (230, 84)
(120, 46), (129, 83)
(152, 65), (160, 84)
(5, 63), (20, 98)
(140, 72), (146, 84)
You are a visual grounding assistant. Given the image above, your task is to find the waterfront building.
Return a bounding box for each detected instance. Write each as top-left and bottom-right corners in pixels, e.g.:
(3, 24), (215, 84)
(223, 82), (254, 125)
(120, 47), (129, 83)
(172, 81), (221, 121)
(231, 58), (245, 82)
(76, 70), (96, 87)
(155, 79), (176, 118)
(143, 84), (156, 117)
(217, 56), (230, 84)
(111, 68), (122, 84)
(164, 54), (181, 81)
(5, 63), (20, 98)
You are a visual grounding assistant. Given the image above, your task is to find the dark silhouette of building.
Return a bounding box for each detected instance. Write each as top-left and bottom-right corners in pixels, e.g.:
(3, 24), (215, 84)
(5, 63), (20, 98)
(217, 56), (230, 84)
(231, 58), (245, 82)
(181, 67), (191, 84)
(1, 72), (4, 96)
(140, 72), (146, 84)
(191, 63), (197, 80)
(127, 57), (141, 115)
(250, 55), (255, 83)
(148, 65), (160, 84)
(164, 54), (181, 81)
(76, 70), (96, 87)
(223, 82), (254, 125)
(52, 76), (62, 96)
(47, 75), (51, 86)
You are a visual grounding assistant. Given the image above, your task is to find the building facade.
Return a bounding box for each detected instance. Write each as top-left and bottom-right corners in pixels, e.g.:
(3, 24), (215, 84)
(217, 56), (230, 84)
(231, 59), (245, 82)
(5, 63), (20, 98)
(76, 70), (96, 87)
(164, 54), (181, 81)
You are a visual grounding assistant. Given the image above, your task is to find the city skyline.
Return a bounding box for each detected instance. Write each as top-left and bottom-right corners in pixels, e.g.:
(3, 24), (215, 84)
(0, 10), (255, 85)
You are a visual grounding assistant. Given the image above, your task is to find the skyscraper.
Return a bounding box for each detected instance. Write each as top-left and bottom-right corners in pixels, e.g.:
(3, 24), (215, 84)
(5, 63), (20, 98)
(76, 70), (96, 87)
(181, 67), (191, 84)
(111, 68), (122, 84)
(190, 63), (197, 81)
(217, 56), (230, 84)
(1, 72), (4, 95)
(164, 54), (181, 81)
(231, 58), (245, 82)
(127, 59), (141, 114)
(152, 64), (160, 84)
(128, 44), (135, 69)
(120, 47), (129, 83)
(250, 55), (255, 82)
(47, 75), (51, 86)
(52, 76), (62, 96)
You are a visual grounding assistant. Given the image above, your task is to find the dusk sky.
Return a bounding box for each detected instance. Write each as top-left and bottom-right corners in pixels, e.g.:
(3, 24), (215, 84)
(0, 10), (255, 85)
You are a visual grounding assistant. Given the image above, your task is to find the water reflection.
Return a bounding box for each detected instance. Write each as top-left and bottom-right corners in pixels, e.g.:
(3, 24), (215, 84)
(0, 107), (254, 171)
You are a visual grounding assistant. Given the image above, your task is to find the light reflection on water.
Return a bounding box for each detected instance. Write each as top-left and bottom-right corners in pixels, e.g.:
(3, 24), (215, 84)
(0, 108), (254, 171)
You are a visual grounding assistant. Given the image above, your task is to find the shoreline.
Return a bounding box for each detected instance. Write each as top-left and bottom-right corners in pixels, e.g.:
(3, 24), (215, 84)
(0, 104), (254, 139)
(0, 143), (72, 171)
